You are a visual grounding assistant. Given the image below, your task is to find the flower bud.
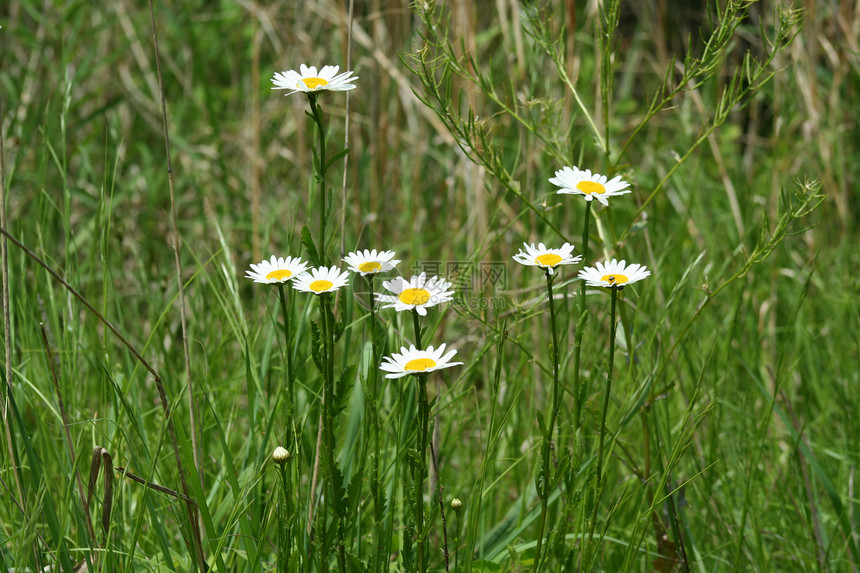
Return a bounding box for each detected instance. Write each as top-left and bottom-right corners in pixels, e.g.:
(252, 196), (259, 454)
(272, 446), (290, 464)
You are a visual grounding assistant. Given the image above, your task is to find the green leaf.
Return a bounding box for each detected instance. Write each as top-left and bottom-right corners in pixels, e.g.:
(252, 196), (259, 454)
(324, 147), (350, 171)
(330, 463), (349, 517)
(336, 364), (358, 416)
(301, 225), (320, 267)
(535, 410), (547, 438)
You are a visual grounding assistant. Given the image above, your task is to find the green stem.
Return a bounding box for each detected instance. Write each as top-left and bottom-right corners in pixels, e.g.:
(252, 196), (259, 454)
(276, 284), (299, 568)
(412, 308), (423, 350)
(319, 293), (346, 572)
(411, 307), (427, 572)
(308, 94), (328, 264)
(368, 276), (378, 344)
(415, 374), (429, 573)
(276, 284), (294, 427)
(368, 277), (386, 573)
(533, 269), (561, 571)
(572, 200), (592, 429)
(277, 464), (292, 572)
(588, 285), (619, 547)
(454, 511), (461, 573)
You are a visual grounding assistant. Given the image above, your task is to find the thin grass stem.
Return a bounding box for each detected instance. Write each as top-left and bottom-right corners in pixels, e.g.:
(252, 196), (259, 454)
(412, 308), (423, 350)
(0, 94), (25, 523)
(276, 458), (292, 572)
(415, 373), (429, 573)
(409, 308), (428, 571)
(276, 284), (295, 428)
(572, 200), (592, 429)
(533, 269), (561, 571)
(39, 323), (95, 545)
(308, 95), (329, 265)
(589, 284), (618, 548)
(318, 292), (347, 572)
(367, 276), (387, 573)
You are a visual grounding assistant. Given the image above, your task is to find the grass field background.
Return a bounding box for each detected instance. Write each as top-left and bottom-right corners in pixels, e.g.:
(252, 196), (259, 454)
(1, 0), (859, 571)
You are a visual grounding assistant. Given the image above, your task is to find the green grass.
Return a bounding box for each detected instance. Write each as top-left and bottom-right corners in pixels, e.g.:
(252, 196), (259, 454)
(1, 0), (858, 571)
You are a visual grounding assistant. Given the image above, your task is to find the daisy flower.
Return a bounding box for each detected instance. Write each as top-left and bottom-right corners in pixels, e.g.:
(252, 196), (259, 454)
(271, 64), (358, 96)
(578, 259), (651, 288)
(549, 166), (631, 206)
(379, 344), (463, 379)
(343, 249), (400, 276)
(512, 242), (582, 275)
(375, 272), (454, 316)
(246, 255), (309, 284)
(292, 266), (350, 295)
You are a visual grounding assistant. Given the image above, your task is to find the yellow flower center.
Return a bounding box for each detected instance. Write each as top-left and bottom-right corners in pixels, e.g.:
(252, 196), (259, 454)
(404, 358), (437, 372)
(310, 279), (334, 293)
(576, 180), (606, 195)
(358, 261), (382, 273)
(301, 77), (328, 90)
(601, 274), (629, 285)
(535, 254), (562, 267)
(399, 288), (431, 305)
(266, 269), (292, 281)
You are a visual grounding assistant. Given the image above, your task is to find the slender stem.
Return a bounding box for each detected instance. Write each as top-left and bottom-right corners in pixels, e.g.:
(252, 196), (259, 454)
(277, 281), (300, 536)
(277, 463), (292, 572)
(415, 374), (429, 573)
(147, 0), (202, 525)
(546, 273), (561, 415)
(340, 0), (354, 262)
(276, 284), (294, 424)
(318, 293), (346, 572)
(308, 94), (328, 265)
(430, 440), (450, 571)
(589, 285), (619, 545)
(600, 0), (617, 174)
(410, 307), (427, 572)
(533, 269), (561, 571)
(572, 200), (592, 429)
(318, 293), (332, 560)
(0, 96), (26, 527)
(368, 276), (386, 572)
(369, 277), (379, 489)
(570, 204), (592, 565)
(411, 308), (423, 350)
(579, 201), (592, 300)
(566, 204), (591, 568)
(454, 511), (461, 573)
(39, 323), (95, 544)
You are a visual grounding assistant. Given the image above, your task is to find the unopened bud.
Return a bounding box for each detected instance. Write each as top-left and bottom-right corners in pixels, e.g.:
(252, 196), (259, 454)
(272, 446), (290, 464)
(451, 497), (462, 511)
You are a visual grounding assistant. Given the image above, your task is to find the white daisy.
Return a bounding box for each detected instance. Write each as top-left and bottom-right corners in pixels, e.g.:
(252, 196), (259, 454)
(375, 272), (454, 316)
(549, 166), (631, 206)
(292, 266), (350, 295)
(342, 249), (400, 276)
(512, 242), (582, 275)
(578, 259), (651, 288)
(245, 255), (309, 284)
(271, 64), (358, 96)
(379, 343), (463, 379)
